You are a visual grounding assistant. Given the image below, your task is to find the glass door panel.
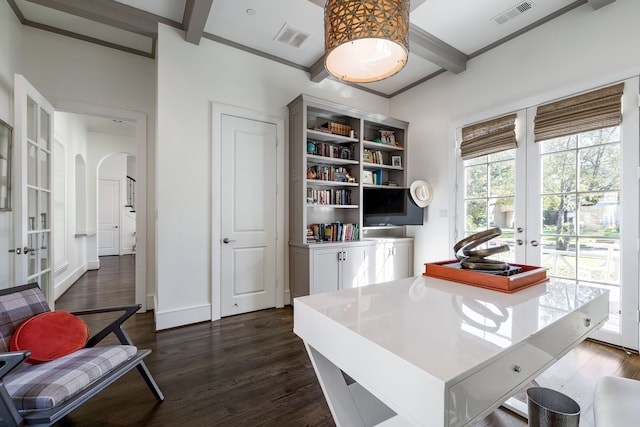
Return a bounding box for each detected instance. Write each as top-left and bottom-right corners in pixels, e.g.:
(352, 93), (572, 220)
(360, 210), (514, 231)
(13, 75), (54, 306)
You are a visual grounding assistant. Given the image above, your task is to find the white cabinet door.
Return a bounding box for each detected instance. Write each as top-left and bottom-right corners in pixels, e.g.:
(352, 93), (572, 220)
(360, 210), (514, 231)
(310, 243), (374, 293)
(341, 244), (373, 289)
(372, 238), (414, 283)
(388, 240), (413, 281)
(312, 247), (341, 294)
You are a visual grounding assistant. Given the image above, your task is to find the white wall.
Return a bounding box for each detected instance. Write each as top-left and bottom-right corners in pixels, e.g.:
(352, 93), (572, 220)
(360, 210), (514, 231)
(155, 24), (390, 329)
(53, 112), (88, 298)
(0, 3), (22, 288)
(390, 0), (640, 274)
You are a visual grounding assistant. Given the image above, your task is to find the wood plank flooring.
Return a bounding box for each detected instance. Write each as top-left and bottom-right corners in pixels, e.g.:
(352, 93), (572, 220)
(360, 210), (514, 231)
(54, 255), (640, 426)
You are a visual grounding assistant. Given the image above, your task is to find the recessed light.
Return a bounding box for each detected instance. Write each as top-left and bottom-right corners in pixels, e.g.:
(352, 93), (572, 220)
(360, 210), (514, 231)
(246, 8), (256, 16)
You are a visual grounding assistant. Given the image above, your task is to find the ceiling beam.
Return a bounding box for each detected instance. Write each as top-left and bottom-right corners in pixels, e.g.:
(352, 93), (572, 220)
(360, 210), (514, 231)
(409, 24), (467, 74)
(309, 56), (329, 82)
(307, 0), (427, 12)
(183, 0), (213, 45)
(24, 0), (158, 36)
(587, 0), (616, 10)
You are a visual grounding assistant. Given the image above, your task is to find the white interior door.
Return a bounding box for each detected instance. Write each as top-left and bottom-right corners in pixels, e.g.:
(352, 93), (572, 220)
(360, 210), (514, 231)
(98, 178), (120, 256)
(13, 74), (54, 306)
(220, 114), (277, 317)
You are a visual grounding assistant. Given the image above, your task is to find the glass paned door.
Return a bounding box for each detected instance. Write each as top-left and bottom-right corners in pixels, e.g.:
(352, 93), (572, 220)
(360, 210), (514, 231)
(13, 75), (54, 306)
(458, 78), (639, 350)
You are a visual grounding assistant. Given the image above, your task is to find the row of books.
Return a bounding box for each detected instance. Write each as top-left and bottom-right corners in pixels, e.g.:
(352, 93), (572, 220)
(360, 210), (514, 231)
(306, 165), (352, 182)
(307, 223), (359, 242)
(307, 140), (353, 160)
(362, 169), (384, 185)
(307, 188), (352, 205)
(362, 149), (386, 165)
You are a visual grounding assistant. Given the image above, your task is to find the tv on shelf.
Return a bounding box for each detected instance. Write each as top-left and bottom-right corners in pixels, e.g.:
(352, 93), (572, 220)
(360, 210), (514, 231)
(363, 188), (424, 226)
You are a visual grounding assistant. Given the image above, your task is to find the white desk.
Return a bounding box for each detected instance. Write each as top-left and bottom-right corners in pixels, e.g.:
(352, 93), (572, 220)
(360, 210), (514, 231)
(293, 275), (608, 427)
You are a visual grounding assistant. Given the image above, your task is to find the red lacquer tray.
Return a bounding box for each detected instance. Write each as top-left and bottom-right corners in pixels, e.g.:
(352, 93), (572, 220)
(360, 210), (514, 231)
(423, 260), (548, 293)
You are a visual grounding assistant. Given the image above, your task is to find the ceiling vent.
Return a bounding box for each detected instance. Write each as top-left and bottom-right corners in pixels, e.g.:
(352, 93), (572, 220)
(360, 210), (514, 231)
(493, 1), (535, 24)
(274, 23), (310, 48)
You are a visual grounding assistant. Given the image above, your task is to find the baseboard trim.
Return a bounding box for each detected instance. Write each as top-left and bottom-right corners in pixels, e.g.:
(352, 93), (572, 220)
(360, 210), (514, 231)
(146, 295), (155, 311)
(54, 264), (88, 300)
(87, 259), (100, 270)
(155, 304), (211, 331)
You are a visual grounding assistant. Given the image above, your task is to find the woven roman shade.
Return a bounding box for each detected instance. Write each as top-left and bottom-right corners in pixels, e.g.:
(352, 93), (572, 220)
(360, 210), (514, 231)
(460, 113), (517, 160)
(534, 83), (624, 142)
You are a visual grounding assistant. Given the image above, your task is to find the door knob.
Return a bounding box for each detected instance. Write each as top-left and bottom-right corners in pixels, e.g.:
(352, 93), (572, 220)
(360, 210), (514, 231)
(23, 247), (35, 254)
(114, 225), (119, 229)
(223, 237), (236, 244)
(8, 248), (22, 254)
(530, 240), (539, 247)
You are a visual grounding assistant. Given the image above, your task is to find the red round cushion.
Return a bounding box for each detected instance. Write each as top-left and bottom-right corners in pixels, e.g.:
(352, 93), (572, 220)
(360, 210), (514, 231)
(10, 311), (89, 364)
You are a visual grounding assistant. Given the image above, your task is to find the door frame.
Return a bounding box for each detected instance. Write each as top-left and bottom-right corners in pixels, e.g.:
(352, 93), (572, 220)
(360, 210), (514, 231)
(211, 103), (285, 321)
(51, 99), (148, 311)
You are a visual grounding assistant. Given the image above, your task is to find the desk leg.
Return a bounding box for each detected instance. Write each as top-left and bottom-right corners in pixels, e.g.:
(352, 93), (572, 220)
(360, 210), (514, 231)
(502, 397), (528, 420)
(305, 344), (399, 427)
(305, 344), (367, 427)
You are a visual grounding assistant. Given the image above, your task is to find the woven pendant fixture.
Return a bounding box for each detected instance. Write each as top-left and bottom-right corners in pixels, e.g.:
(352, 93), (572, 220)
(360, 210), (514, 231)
(324, 0), (409, 83)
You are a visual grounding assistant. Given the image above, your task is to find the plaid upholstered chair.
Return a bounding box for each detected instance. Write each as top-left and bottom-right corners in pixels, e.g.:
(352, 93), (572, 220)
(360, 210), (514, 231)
(0, 283), (163, 426)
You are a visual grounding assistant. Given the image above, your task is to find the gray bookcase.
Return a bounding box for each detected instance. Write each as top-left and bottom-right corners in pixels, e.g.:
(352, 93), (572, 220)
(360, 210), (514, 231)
(288, 94), (414, 297)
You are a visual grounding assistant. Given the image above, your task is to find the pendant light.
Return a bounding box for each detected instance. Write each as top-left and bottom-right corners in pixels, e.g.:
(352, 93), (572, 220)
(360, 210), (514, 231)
(324, 0), (409, 83)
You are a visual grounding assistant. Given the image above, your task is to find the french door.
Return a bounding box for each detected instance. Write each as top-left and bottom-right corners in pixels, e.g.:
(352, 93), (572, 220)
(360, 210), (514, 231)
(457, 77), (639, 350)
(13, 75), (54, 306)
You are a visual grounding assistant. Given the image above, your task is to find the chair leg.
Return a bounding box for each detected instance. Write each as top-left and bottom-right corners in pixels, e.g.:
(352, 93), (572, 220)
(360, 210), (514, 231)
(136, 361), (164, 401)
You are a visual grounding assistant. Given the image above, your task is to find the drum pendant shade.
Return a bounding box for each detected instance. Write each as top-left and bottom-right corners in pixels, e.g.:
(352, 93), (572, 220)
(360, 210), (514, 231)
(325, 0), (409, 83)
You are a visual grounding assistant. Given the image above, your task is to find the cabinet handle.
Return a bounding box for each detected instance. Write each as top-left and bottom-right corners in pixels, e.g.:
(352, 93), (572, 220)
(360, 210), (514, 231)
(342, 251), (347, 262)
(338, 252), (342, 261)
(584, 318), (591, 327)
(513, 365), (521, 373)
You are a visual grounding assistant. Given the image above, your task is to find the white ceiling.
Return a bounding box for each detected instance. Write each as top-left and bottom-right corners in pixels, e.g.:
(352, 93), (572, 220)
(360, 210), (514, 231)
(8, 0), (614, 98)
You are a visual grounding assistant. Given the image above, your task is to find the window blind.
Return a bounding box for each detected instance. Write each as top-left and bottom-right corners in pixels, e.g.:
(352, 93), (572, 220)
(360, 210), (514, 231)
(534, 83), (624, 142)
(460, 113), (517, 160)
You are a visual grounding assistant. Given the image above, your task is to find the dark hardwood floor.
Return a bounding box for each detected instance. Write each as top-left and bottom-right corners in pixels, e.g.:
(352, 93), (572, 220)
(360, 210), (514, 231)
(54, 255), (640, 426)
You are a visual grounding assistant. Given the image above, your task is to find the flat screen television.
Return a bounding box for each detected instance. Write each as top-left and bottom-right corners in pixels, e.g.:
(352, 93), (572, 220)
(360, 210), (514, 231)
(363, 188), (424, 226)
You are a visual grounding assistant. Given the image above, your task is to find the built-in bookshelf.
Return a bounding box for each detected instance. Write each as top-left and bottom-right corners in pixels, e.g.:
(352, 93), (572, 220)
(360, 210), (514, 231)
(288, 94), (412, 297)
(288, 94), (409, 245)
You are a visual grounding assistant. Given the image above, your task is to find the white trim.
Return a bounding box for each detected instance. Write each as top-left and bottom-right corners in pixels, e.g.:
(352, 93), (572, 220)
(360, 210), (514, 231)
(156, 303), (211, 330)
(54, 262), (88, 299)
(211, 103), (286, 321)
(50, 99), (148, 312)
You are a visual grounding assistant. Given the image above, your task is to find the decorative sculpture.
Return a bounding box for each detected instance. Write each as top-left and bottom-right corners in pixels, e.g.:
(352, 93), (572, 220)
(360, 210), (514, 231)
(453, 227), (511, 272)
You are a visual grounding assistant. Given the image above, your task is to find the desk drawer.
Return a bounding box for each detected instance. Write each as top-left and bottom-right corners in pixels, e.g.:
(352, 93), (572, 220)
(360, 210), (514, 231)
(447, 294), (608, 426)
(447, 342), (550, 426)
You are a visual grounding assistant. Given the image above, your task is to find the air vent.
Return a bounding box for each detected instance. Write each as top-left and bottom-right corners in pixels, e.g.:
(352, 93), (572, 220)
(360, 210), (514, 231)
(493, 1), (535, 24)
(274, 23), (310, 48)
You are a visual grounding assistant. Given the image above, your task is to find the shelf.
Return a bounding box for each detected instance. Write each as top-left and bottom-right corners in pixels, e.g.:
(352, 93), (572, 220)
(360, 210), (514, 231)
(362, 162), (403, 171)
(362, 184), (403, 189)
(362, 140), (404, 151)
(306, 154), (358, 166)
(307, 179), (358, 187)
(307, 204), (359, 209)
(307, 129), (357, 143)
